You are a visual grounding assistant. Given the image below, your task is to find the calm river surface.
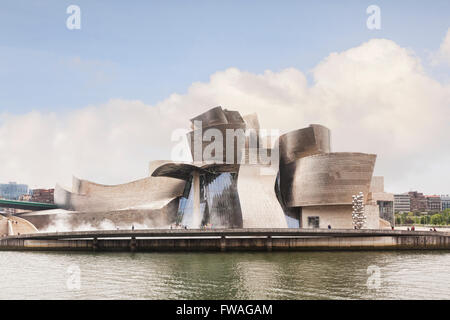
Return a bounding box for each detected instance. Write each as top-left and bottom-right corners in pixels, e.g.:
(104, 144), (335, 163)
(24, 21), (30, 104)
(0, 250), (449, 299)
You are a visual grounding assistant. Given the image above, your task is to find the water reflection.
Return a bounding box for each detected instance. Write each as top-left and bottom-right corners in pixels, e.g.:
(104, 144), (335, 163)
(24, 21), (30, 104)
(0, 251), (449, 299)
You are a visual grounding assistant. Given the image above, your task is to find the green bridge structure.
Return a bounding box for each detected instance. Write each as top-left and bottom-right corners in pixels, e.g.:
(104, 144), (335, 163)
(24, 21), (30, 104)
(0, 199), (58, 211)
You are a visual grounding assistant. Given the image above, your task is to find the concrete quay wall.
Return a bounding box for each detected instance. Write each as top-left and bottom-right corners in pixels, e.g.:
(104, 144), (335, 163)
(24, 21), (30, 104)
(0, 235), (449, 252)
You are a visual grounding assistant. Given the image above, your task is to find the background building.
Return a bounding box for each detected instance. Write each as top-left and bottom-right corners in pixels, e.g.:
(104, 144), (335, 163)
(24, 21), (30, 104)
(18, 194), (32, 201)
(394, 193), (448, 214)
(441, 195), (450, 211)
(30, 189), (54, 204)
(0, 182), (30, 215)
(409, 191), (427, 212)
(426, 195), (442, 212)
(369, 177), (394, 225)
(394, 193), (411, 213)
(0, 182), (29, 200)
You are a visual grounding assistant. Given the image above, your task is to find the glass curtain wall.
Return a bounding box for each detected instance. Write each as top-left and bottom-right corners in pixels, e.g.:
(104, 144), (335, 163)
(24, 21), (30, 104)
(177, 172), (243, 228)
(275, 172), (301, 228)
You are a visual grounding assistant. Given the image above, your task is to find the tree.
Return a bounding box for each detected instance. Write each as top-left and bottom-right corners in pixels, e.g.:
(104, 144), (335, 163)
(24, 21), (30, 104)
(420, 216), (426, 224)
(405, 216), (414, 224)
(430, 214), (443, 226)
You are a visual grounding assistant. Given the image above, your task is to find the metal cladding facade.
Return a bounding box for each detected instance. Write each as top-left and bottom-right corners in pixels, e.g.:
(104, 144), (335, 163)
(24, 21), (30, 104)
(55, 175), (185, 212)
(279, 125), (331, 165)
(187, 106), (262, 165)
(20, 106), (386, 232)
(38, 174), (186, 230)
(285, 152), (377, 207)
(278, 124), (331, 207)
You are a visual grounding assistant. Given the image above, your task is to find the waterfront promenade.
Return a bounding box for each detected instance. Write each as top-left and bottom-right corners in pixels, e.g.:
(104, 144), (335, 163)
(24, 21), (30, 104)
(1, 228), (449, 252)
(1, 227), (449, 240)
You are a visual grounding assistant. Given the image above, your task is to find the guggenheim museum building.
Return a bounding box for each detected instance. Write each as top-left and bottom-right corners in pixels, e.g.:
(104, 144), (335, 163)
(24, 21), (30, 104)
(19, 106), (393, 232)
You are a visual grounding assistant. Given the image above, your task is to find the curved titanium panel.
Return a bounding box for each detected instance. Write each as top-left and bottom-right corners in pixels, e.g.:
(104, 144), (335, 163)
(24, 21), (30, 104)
(223, 109), (245, 124)
(21, 199), (180, 231)
(54, 184), (73, 209)
(187, 108), (266, 165)
(189, 106), (229, 128)
(151, 162), (212, 181)
(55, 175), (185, 212)
(242, 113), (260, 130)
(237, 165), (288, 228)
(187, 122), (247, 163)
(151, 162), (239, 181)
(149, 160), (174, 176)
(278, 124), (331, 205)
(286, 152), (376, 207)
(279, 124), (331, 166)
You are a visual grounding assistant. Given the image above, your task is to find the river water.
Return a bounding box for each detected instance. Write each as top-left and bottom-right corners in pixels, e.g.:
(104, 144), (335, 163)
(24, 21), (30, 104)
(0, 250), (449, 299)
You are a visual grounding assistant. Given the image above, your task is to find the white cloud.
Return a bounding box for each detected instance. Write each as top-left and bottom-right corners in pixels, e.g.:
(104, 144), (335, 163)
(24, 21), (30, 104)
(0, 38), (449, 194)
(431, 28), (450, 66)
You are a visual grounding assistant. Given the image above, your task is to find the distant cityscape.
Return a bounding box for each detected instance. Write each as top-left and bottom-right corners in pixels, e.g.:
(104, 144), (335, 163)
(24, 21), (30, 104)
(394, 192), (450, 213)
(0, 182), (54, 215)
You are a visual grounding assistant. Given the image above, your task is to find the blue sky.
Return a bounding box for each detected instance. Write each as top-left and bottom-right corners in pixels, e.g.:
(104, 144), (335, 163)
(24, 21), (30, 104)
(1, 0), (449, 114)
(0, 1), (449, 193)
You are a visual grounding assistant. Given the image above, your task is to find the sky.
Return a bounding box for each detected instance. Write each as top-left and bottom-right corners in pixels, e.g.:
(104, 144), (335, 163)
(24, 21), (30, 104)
(0, 0), (449, 194)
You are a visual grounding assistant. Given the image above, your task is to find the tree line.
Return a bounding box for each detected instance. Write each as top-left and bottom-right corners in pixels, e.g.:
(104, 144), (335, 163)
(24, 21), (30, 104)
(395, 209), (450, 226)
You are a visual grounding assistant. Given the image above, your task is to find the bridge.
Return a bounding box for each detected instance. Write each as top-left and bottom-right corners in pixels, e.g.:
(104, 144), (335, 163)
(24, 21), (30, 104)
(0, 199), (58, 211)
